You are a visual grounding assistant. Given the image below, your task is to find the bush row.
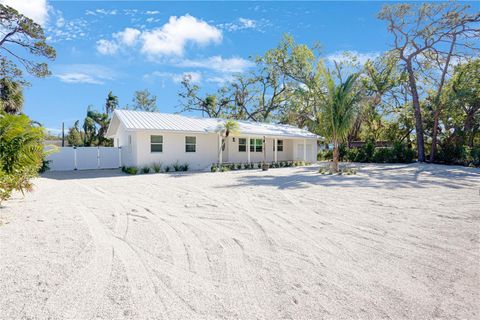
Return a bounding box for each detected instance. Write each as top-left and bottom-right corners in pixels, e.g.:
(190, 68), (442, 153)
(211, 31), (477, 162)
(434, 144), (480, 167)
(318, 141), (415, 164)
(211, 160), (310, 172)
(122, 161), (189, 175)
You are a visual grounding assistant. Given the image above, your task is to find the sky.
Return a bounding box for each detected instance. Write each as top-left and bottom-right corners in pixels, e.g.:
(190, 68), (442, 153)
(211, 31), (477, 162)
(3, 0), (479, 134)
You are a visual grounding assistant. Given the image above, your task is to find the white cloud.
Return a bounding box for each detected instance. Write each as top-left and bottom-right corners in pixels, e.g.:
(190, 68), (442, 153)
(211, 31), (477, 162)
(177, 56), (254, 73)
(0, 0), (49, 25)
(140, 15), (222, 56)
(54, 64), (115, 85)
(145, 71), (202, 84)
(96, 15), (222, 57)
(96, 39), (119, 55)
(217, 17), (269, 32)
(146, 10), (160, 15)
(325, 51), (381, 65)
(114, 27), (141, 46)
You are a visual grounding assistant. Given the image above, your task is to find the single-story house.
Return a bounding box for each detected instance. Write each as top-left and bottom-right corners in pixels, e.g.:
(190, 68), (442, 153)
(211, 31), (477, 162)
(106, 110), (319, 170)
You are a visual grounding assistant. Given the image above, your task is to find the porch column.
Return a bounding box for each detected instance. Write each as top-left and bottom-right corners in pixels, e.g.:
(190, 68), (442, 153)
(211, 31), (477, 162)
(247, 136), (251, 163)
(274, 138), (278, 162)
(303, 139), (307, 161)
(218, 134), (222, 165)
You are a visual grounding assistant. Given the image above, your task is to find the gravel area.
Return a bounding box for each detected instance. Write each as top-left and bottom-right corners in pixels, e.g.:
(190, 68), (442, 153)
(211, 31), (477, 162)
(0, 163), (479, 319)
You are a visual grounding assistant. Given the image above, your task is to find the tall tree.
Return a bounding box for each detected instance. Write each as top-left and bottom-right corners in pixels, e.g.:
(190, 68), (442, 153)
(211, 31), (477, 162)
(66, 120), (84, 147)
(0, 78), (23, 114)
(105, 91), (118, 115)
(178, 75), (230, 118)
(378, 2), (480, 162)
(0, 4), (56, 80)
(132, 89), (158, 112)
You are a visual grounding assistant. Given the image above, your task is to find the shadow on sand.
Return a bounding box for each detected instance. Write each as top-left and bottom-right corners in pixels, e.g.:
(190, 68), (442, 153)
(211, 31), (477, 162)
(217, 163), (480, 190)
(41, 168), (208, 180)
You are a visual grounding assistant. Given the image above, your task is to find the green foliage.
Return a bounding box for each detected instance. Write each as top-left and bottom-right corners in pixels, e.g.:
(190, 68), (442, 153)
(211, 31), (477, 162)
(0, 113), (46, 204)
(0, 78), (24, 114)
(152, 162), (162, 173)
(172, 161), (181, 172)
(123, 166), (138, 175)
(0, 4), (56, 81)
(131, 89), (157, 112)
(141, 166), (150, 174)
(66, 120), (84, 146)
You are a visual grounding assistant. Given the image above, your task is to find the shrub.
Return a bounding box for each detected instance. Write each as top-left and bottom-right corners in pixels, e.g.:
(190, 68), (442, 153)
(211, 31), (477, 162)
(236, 163), (242, 170)
(172, 161), (181, 172)
(180, 163), (189, 171)
(152, 162), (162, 173)
(141, 166), (150, 174)
(39, 159), (51, 173)
(229, 163), (235, 170)
(165, 166), (171, 172)
(211, 164), (218, 172)
(372, 148), (394, 163)
(124, 166), (138, 175)
(220, 165), (230, 172)
(0, 113), (46, 205)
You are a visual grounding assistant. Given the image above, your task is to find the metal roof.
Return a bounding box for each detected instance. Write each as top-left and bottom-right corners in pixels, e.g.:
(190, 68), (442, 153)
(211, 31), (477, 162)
(108, 109), (318, 139)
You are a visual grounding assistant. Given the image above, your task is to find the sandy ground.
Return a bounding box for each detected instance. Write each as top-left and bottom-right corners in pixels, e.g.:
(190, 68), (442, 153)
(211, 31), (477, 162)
(0, 163), (479, 320)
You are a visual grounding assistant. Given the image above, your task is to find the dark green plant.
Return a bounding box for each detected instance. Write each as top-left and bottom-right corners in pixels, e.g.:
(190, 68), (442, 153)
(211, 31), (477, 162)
(211, 164), (218, 172)
(165, 166), (171, 173)
(124, 166), (138, 175)
(152, 162), (162, 173)
(172, 161), (181, 172)
(141, 166), (150, 174)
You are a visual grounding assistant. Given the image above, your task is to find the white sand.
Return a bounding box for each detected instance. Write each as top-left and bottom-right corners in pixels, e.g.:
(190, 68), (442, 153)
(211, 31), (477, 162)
(0, 163), (479, 319)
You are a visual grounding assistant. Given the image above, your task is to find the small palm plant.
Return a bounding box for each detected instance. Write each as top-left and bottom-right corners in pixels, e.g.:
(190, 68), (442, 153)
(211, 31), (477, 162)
(317, 66), (362, 172)
(216, 119), (240, 138)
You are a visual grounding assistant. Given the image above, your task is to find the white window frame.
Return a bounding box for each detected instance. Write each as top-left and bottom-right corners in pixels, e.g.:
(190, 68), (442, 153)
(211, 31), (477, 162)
(150, 135), (163, 153)
(238, 138), (247, 152)
(274, 139), (284, 152)
(250, 138), (263, 153)
(185, 136), (196, 153)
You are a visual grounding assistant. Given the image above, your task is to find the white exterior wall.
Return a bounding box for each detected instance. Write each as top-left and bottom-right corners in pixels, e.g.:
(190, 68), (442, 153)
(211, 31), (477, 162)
(133, 131), (219, 170)
(292, 139), (318, 162)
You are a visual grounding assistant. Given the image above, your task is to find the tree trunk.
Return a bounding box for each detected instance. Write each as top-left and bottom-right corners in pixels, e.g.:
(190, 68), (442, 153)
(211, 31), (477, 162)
(430, 37), (456, 163)
(430, 112), (440, 162)
(331, 139), (339, 173)
(406, 61), (425, 162)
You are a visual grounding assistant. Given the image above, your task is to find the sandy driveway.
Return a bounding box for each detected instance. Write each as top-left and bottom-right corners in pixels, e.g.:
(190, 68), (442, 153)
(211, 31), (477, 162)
(0, 163), (479, 319)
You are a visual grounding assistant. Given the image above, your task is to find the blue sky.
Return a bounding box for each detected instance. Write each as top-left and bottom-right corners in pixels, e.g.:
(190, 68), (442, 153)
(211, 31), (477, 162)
(4, 0), (478, 133)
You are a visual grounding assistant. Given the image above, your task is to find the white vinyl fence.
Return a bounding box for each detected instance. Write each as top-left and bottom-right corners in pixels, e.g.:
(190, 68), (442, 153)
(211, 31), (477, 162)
(46, 147), (122, 171)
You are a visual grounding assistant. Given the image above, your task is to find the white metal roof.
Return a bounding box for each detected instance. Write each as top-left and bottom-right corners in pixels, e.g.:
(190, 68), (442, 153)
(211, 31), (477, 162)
(107, 109), (318, 139)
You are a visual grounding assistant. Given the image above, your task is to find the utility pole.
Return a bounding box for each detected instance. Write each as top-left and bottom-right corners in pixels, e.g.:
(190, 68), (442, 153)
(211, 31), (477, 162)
(61, 122), (65, 147)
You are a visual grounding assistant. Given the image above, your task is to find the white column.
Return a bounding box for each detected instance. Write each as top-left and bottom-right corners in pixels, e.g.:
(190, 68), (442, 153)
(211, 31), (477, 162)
(247, 137), (251, 163)
(274, 138), (278, 163)
(303, 139), (307, 161)
(73, 147), (77, 170)
(218, 134), (222, 165)
(97, 147), (100, 169)
(118, 147), (122, 167)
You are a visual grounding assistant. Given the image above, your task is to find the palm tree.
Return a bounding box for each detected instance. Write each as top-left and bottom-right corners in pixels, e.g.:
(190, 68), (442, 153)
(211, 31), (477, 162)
(317, 66), (362, 172)
(0, 78), (24, 114)
(215, 119), (240, 164)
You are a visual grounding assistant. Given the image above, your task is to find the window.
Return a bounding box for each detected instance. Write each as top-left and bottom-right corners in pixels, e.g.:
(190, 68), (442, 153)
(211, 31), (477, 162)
(250, 138), (263, 152)
(150, 135), (163, 152)
(273, 139), (284, 152)
(185, 136), (196, 152)
(238, 138), (246, 152)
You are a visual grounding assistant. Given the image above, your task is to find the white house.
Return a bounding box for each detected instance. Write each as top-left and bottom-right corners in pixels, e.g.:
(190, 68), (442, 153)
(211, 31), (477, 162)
(106, 110), (318, 170)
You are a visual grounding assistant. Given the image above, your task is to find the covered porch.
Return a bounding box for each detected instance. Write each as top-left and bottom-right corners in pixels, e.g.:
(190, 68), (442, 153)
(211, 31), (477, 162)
(217, 135), (317, 165)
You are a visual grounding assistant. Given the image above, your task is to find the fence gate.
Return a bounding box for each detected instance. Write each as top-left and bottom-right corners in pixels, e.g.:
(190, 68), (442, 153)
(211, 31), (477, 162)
(46, 147), (122, 171)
